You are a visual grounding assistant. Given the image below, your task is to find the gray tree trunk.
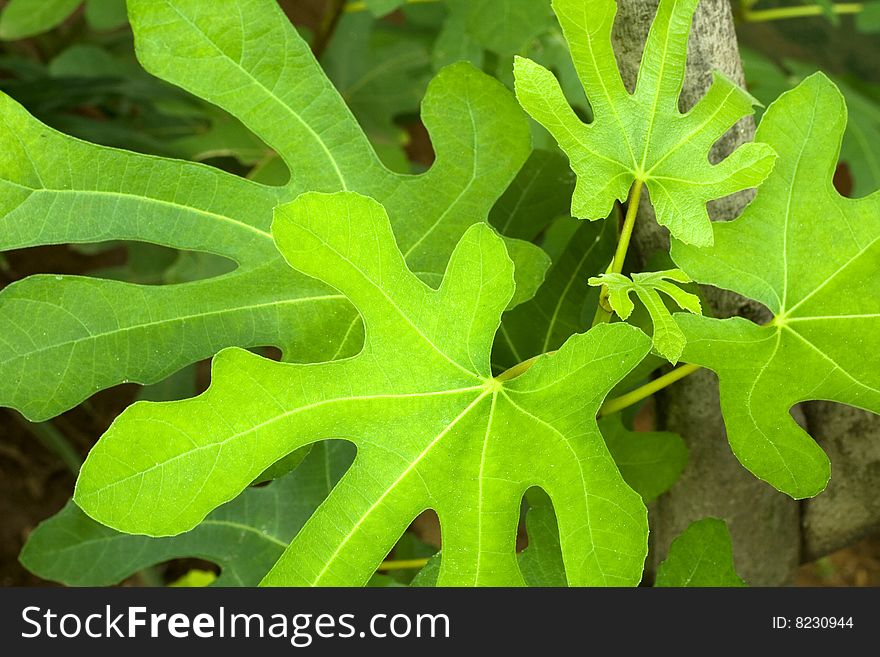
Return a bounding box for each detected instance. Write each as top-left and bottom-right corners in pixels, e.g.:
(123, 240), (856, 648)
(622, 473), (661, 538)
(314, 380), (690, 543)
(802, 404), (880, 561)
(610, 0), (801, 585)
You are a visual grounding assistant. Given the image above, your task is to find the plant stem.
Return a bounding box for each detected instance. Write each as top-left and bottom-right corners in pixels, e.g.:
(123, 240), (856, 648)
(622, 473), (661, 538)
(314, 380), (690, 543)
(344, 0), (440, 13)
(590, 281), (613, 325)
(610, 180), (643, 277)
(378, 558), (430, 571)
(743, 2), (863, 22)
(599, 363), (701, 417)
(592, 180), (644, 325)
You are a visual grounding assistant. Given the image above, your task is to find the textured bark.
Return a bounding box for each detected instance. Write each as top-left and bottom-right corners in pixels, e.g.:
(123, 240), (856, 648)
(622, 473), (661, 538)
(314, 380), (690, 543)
(610, 0), (801, 585)
(802, 404), (880, 561)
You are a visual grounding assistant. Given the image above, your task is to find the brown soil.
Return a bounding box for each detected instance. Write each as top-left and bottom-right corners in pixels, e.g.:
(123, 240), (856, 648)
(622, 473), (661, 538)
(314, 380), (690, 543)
(0, 411), (75, 586)
(0, 241), (138, 586)
(0, 388), (133, 586)
(797, 536), (880, 587)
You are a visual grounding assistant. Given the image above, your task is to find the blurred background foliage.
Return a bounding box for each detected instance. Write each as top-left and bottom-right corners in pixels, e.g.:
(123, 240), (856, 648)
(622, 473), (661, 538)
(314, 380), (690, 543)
(0, 0), (878, 586)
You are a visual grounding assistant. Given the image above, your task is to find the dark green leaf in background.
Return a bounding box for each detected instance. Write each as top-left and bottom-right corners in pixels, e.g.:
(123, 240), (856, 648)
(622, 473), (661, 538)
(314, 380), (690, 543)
(21, 441), (354, 586)
(364, 0), (406, 18)
(447, 0), (553, 57)
(600, 413), (687, 503)
(494, 214), (615, 370)
(856, 1), (880, 32)
(0, 0), (81, 40)
(84, 0), (128, 31)
(654, 518), (746, 587)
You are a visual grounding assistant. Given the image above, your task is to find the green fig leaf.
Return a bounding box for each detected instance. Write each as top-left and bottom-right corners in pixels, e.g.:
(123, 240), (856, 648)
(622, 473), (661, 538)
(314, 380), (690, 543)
(74, 191), (652, 587)
(0, 0), (547, 422)
(514, 0), (776, 246)
(672, 74), (880, 499)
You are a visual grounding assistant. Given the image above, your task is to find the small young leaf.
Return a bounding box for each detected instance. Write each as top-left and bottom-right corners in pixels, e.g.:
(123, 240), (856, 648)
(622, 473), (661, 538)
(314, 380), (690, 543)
(654, 518), (746, 587)
(671, 73), (880, 499)
(0, 0), (81, 40)
(514, 0), (777, 246)
(74, 191), (652, 587)
(21, 442), (354, 587)
(589, 269), (701, 363)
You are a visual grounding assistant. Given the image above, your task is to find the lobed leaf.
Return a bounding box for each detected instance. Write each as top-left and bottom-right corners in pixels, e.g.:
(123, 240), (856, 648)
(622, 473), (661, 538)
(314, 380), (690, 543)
(21, 442), (354, 586)
(74, 191), (653, 587)
(589, 269), (701, 363)
(0, 0), (547, 421)
(742, 49), (880, 197)
(505, 422), (688, 587)
(514, 0), (777, 246)
(672, 74), (880, 498)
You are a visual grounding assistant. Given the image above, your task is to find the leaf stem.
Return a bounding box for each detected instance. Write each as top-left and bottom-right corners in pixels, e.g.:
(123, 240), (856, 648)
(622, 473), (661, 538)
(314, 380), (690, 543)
(593, 180), (644, 325)
(599, 363), (701, 417)
(344, 0), (440, 13)
(610, 180), (644, 277)
(742, 2), (863, 22)
(377, 558), (430, 571)
(496, 351), (556, 382)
